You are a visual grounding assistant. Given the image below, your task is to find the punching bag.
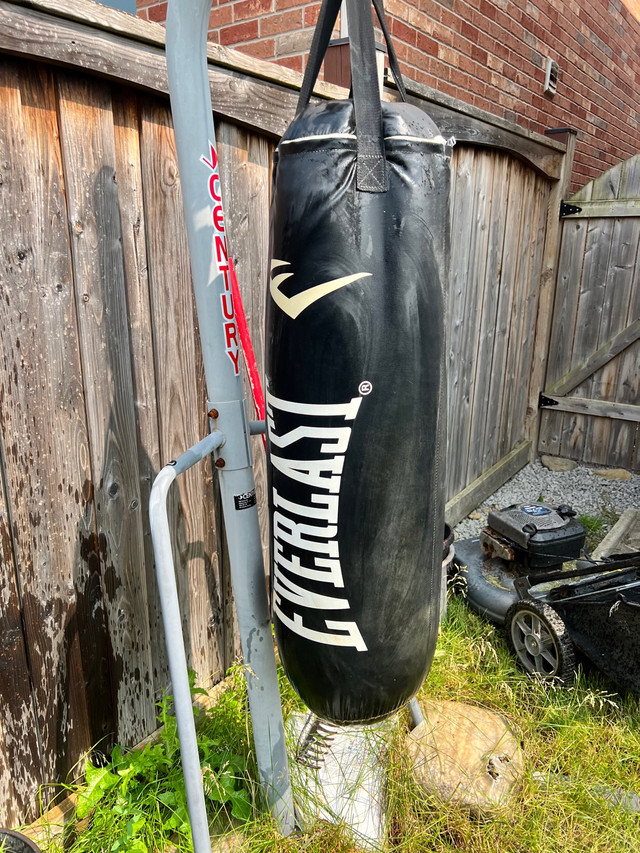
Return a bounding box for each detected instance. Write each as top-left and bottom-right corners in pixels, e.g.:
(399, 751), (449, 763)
(265, 0), (450, 724)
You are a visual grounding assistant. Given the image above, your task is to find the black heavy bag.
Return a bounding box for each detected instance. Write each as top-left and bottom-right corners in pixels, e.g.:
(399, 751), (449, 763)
(265, 0), (450, 724)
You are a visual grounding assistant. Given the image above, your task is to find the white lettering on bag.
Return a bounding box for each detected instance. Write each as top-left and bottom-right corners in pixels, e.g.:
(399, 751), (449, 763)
(268, 391), (368, 652)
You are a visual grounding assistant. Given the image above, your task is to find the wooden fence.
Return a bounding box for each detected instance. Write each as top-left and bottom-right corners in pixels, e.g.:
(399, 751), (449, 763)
(539, 154), (640, 470)
(0, 0), (570, 826)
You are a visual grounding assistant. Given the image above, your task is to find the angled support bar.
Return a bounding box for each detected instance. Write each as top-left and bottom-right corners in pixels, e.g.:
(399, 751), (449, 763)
(149, 432), (225, 853)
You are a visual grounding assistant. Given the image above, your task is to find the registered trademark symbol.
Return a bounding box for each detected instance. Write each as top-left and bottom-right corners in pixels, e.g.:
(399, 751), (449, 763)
(359, 380), (373, 395)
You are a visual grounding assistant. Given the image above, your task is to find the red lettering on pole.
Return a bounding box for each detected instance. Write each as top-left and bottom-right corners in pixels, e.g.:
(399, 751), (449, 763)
(221, 292), (234, 321)
(201, 142), (218, 172)
(215, 235), (228, 264)
(227, 347), (240, 375)
(201, 141), (239, 376)
(220, 265), (231, 292)
(225, 322), (238, 350)
(209, 174), (221, 202)
(213, 205), (225, 231)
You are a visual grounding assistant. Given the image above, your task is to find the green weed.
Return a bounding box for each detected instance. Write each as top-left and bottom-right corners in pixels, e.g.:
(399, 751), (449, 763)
(44, 670), (253, 853)
(578, 499), (619, 553)
(37, 597), (640, 853)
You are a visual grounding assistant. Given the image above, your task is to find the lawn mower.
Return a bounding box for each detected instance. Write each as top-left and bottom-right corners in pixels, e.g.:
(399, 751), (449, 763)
(453, 503), (640, 694)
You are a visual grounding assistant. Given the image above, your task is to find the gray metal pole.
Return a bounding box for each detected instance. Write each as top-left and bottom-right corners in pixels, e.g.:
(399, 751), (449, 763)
(164, 0), (295, 836)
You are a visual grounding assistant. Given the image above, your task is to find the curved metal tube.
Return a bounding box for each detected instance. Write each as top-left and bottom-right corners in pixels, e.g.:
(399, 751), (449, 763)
(149, 432), (225, 853)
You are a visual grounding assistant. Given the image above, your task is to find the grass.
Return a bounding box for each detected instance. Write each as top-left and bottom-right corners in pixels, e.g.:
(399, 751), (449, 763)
(37, 590), (640, 853)
(577, 504), (619, 553)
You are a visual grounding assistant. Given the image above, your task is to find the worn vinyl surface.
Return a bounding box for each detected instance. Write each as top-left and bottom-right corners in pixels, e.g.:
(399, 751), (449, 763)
(266, 100), (450, 723)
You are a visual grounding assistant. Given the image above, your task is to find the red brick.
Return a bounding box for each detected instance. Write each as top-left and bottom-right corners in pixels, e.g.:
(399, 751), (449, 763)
(478, 0), (497, 20)
(240, 37), (275, 59)
(209, 5), (233, 29)
(304, 3), (321, 26)
(469, 43), (487, 64)
(460, 20), (479, 44)
(261, 8), (303, 36)
(276, 54), (303, 72)
(274, 0), (306, 9)
(146, 2), (167, 23)
(219, 19), (259, 44)
(233, 0), (273, 22)
(416, 31), (438, 56)
(391, 17), (417, 46)
(392, 39), (411, 63)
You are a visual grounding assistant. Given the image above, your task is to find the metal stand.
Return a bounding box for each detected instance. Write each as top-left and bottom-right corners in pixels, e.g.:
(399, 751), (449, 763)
(286, 712), (393, 851)
(155, 3), (430, 848)
(150, 0), (295, 847)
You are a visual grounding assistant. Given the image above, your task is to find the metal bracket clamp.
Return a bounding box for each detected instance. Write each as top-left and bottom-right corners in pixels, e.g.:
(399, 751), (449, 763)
(207, 399), (253, 469)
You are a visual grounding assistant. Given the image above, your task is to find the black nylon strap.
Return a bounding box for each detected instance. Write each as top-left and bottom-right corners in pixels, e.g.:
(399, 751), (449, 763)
(345, 0), (386, 190)
(296, 0), (343, 116)
(295, 0), (408, 192)
(297, 0), (407, 114)
(370, 0), (407, 101)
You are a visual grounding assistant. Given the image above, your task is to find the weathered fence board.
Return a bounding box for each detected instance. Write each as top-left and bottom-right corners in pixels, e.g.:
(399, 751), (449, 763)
(139, 102), (225, 688)
(0, 471), (43, 825)
(539, 155), (640, 470)
(112, 89), (168, 697)
(446, 145), (476, 498)
(465, 154), (509, 485)
(0, 58), (116, 814)
(0, 0), (570, 826)
(58, 69), (157, 748)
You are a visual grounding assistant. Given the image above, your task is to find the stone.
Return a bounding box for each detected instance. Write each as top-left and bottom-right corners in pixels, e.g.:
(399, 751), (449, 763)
(405, 700), (524, 815)
(540, 455), (578, 472)
(593, 467), (632, 481)
(468, 511), (485, 521)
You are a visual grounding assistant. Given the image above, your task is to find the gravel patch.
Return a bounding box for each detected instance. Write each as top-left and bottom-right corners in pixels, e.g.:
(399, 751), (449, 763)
(453, 459), (640, 541)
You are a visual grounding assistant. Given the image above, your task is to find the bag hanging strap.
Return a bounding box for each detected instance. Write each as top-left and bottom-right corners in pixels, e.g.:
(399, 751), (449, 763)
(370, 0), (407, 102)
(297, 0), (342, 112)
(297, 0), (407, 112)
(346, 0), (386, 191)
(296, 0), (408, 193)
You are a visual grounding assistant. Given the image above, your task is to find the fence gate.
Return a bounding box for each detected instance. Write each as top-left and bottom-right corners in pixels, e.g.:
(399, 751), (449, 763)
(539, 154), (640, 472)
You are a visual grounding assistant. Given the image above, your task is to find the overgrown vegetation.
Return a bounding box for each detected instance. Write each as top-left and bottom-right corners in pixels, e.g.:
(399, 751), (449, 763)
(43, 671), (256, 853)
(577, 501), (619, 553)
(38, 593), (639, 853)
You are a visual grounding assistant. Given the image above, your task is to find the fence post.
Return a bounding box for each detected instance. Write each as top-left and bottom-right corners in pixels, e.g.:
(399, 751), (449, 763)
(526, 128), (577, 458)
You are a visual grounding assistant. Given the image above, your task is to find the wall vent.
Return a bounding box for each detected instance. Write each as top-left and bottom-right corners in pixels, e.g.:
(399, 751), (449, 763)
(544, 58), (559, 95)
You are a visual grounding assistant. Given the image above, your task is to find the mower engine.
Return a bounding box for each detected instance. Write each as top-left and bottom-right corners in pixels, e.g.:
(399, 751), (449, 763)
(480, 504), (586, 574)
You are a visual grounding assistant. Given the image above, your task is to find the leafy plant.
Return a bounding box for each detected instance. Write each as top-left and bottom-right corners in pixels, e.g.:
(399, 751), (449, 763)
(48, 672), (254, 853)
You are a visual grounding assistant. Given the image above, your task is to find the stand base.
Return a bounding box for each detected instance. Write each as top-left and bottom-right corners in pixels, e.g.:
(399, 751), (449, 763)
(286, 711), (393, 850)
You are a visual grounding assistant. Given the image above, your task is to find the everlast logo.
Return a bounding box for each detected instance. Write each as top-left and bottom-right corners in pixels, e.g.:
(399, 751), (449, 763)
(267, 390), (367, 652)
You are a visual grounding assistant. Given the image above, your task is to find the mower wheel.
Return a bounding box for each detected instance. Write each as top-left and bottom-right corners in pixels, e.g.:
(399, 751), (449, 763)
(506, 599), (575, 685)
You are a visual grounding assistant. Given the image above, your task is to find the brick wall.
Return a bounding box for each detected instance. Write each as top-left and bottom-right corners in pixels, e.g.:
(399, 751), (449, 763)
(137, 0), (330, 72)
(137, 0), (640, 191)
